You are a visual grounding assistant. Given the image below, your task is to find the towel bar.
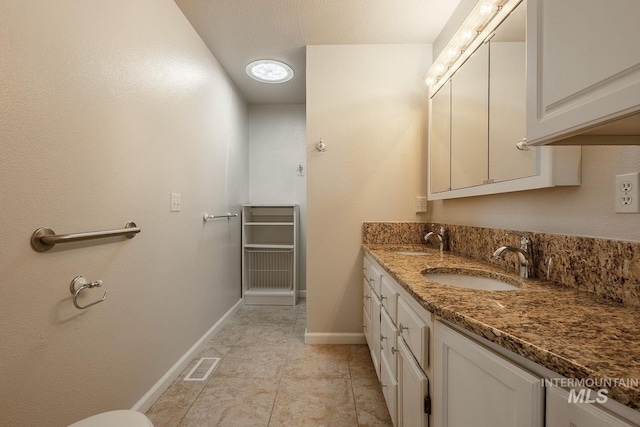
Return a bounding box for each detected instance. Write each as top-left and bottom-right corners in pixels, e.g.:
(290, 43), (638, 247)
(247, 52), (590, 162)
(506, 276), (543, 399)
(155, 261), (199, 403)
(203, 213), (238, 222)
(31, 222), (140, 252)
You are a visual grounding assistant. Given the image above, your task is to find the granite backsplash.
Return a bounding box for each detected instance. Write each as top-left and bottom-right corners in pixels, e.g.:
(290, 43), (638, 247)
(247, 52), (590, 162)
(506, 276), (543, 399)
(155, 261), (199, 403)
(363, 222), (640, 307)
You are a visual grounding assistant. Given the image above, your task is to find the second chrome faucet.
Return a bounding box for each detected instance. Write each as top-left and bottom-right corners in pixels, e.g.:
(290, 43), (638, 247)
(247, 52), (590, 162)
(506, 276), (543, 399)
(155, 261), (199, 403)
(492, 232), (532, 278)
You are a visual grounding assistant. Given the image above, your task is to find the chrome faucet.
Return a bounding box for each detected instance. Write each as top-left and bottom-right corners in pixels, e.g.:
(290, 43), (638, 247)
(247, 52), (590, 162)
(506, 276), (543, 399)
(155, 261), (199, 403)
(492, 232), (532, 278)
(424, 226), (448, 251)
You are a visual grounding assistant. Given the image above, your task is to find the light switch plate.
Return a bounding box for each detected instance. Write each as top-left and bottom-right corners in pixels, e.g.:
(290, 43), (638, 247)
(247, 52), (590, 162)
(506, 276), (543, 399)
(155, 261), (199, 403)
(170, 193), (181, 212)
(416, 196), (428, 213)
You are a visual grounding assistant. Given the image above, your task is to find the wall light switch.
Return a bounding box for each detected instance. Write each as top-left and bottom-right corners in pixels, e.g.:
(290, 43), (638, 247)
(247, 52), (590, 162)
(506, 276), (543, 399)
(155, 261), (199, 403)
(416, 196), (428, 213)
(170, 193), (181, 212)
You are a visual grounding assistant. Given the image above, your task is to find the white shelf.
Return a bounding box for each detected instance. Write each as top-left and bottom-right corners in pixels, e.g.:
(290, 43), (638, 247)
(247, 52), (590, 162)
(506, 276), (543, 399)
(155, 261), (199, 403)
(244, 222), (294, 226)
(242, 204), (298, 306)
(244, 244), (294, 249)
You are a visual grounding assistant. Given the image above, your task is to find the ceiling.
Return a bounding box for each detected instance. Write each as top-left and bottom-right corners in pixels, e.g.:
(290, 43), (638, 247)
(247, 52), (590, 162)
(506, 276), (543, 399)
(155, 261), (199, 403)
(174, 0), (461, 104)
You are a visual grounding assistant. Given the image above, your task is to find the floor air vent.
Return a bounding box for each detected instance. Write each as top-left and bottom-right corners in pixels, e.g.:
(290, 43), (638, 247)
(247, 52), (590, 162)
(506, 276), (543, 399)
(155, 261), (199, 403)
(184, 357), (220, 381)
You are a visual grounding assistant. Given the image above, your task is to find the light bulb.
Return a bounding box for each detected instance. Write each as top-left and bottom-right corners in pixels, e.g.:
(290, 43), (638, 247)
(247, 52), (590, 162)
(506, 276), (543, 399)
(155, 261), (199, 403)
(480, 2), (495, 15)
(462, 30), (474, 41)
(447, 47), (458, 58)
(435, 64), (445, 74)
(426, 77), (435, 86)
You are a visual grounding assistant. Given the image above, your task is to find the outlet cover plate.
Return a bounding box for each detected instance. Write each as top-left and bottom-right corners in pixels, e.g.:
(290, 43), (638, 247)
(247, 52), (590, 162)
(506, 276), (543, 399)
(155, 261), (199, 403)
(615, 172), (640, 213)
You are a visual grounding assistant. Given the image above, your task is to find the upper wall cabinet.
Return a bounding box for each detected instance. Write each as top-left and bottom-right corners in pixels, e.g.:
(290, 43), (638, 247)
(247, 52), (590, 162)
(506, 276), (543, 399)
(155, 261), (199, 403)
(526, 0), (640, 145)
(427, 0), (581, 200)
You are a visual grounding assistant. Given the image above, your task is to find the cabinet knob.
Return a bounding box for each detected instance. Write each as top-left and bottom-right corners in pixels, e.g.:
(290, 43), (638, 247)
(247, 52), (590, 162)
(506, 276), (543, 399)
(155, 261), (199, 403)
(381, 334), (387, 341)
(391, 347), (398, 354)
(364, 295), (371, 300)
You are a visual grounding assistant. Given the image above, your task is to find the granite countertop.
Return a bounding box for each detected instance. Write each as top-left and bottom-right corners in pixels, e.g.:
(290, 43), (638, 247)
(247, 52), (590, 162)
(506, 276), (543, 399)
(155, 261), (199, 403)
(363, 243), (640, 412)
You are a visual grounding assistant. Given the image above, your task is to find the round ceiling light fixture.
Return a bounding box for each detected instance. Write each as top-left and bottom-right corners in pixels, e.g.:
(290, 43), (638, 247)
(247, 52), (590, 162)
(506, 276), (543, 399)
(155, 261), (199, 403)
(246, 60), (294, 83)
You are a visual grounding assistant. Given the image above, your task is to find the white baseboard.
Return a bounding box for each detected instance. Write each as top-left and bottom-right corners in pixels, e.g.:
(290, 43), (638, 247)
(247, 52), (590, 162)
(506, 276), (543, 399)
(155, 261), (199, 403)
(131, 298), (243, 412)
(304, 330), (366, 345)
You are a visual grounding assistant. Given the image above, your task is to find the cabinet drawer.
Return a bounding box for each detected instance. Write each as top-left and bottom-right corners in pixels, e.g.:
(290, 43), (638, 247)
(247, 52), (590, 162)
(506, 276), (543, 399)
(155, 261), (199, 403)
(380, 275), (398, 322)
(381, 353), (398, 427)
(397, 297), (429, 370)
(363, 279), (371, 317)
(381, 308), (398, 378)
(367, 261), (382, 297)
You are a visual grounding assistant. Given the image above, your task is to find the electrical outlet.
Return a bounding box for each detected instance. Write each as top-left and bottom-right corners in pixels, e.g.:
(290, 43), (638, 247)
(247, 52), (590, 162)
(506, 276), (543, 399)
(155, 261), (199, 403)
(170, 193), (181, 212)
(615, 172), (640, 213)
(416, 196), (428, 213)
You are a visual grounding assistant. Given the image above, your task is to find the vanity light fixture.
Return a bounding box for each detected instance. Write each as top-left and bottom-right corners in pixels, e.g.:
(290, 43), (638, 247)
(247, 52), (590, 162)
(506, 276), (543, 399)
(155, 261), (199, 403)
(425, 0), (521, 92)
(246, 59), (294, 83)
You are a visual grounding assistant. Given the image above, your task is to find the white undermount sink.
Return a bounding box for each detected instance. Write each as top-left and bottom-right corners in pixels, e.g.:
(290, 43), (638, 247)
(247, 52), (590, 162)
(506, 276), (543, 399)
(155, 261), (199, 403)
(423, 272), (520, 291)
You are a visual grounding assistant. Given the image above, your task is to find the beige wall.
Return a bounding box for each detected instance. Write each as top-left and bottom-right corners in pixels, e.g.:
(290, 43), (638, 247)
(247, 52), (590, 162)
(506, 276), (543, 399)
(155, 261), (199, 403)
(306, 44), (431, 337)
(429, 146), (640, 241)
(0, 1), (248, 425)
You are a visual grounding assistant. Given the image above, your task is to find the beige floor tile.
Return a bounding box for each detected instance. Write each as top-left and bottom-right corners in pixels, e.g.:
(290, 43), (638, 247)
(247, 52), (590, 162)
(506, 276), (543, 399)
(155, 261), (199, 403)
(145, 360), (208, 427)
(352, 377), (393, 426)
(199, 342), (231, 358)
(348, 345), (378, 379)
(269, 378), (358, 427)
(206, 322), (245, 346)
(179, 377), (278, 427)
(284, 343), (350, 379)
(215, 344), (289, 378)
(231, 323), (296, 346)
(230, 305), (298, 326)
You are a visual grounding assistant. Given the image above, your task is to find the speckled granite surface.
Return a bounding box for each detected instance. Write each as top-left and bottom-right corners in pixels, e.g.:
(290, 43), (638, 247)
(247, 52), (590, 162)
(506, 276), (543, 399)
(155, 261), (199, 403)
(363, 222), (640, 307)
(362, 243), (640, 413)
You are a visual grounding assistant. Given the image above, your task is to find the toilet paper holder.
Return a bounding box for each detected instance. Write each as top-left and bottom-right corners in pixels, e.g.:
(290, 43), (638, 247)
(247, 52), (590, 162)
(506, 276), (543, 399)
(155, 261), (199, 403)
(70, 276), (107, 309)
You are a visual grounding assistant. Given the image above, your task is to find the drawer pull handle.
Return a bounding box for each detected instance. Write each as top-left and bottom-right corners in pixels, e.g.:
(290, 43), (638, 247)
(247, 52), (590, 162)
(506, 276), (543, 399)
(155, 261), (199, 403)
(381, 295), (387, 301)
(399, 323), (409, 332)
(391, 347), (398, 354)
(381, 334), (387, 341)
(364, 295), (371, 300)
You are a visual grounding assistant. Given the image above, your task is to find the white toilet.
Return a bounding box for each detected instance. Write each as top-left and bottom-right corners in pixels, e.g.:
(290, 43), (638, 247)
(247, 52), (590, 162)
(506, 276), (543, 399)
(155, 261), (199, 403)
(69, 410), (153, 427)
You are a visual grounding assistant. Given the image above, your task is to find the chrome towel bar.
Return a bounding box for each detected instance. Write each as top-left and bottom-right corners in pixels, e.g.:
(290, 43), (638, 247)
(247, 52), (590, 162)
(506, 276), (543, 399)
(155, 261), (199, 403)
(203, 212), (238, 222)
(31, 221), (140, 252)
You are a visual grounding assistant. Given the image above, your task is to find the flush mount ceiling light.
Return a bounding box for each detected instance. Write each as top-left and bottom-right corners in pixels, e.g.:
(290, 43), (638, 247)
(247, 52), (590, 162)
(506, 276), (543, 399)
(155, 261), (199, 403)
(246, 60), (294, 83)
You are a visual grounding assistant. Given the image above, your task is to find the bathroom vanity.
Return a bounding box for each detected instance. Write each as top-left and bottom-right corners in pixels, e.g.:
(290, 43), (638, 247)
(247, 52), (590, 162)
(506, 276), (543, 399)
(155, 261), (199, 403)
(362, 245), (640, 427)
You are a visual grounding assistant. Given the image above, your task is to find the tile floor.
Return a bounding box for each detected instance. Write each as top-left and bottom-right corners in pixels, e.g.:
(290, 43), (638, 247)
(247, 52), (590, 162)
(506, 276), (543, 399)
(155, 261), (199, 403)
(145, 299), (392, 426)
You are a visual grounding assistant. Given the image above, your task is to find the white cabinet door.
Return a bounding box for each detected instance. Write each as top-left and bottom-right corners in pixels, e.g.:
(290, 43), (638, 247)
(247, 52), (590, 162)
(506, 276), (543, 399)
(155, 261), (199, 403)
(371, 292), (382, 380)
(381, 308), (398, 378)
(398, 339), (430, 427)
(546, 387), (636, 427)
(526, 0), (640, 145)
(381, 354), (398, 427)
(363, 297), (372, 348)
(434, 322), (543, 427)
